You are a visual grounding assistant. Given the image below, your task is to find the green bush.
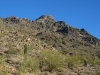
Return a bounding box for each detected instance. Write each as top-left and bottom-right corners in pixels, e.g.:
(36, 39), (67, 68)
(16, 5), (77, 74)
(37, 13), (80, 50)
(18, 57), (39, 74)
(92, 72), (100, 75)
(86, 58), (100, 66)
(65, 55), (100, 69)
(97, 51), (100, 58)
(65, 56), (82, 68)
(0, 56), (8, 75)
(0, 56), (4, 64)
(39, 50), (65, 72)
(6, 49), (20, 54)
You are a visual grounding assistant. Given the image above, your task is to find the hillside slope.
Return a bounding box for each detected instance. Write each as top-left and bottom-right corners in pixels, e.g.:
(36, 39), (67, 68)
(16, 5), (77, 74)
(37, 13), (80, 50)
(0, 15), (100, 75)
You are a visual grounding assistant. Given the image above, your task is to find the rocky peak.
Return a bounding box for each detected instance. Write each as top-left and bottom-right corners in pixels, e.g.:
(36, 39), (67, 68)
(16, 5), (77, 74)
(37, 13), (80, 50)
(4, 16), (20, 23)
(37, 15), (54, 20)
(35, 15), (55, 24)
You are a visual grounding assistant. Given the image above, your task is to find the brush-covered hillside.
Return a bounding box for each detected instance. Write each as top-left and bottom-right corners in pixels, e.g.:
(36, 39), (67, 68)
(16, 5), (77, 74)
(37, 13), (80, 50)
(0, 15), (100, 75)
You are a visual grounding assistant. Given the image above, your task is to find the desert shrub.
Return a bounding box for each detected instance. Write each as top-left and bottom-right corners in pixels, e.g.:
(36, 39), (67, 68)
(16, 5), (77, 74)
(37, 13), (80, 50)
(0, 56), (4, 64)
(65, 55), (100, 68)
(5, 43), (20, 54)
(77, 55), (100, 66)
(18, 57), (39, 74)
(0, 56), (9, 75)
(39, 50), (65, 72)
(6, 49), (20, 54)
(66, 55), (100, 68)
(92, 72), (100, 75)
(97, 51), (100, 58)
(62, 48), (70, 54)
(65, 56), (82, 68)
(86, 57), (100, 66)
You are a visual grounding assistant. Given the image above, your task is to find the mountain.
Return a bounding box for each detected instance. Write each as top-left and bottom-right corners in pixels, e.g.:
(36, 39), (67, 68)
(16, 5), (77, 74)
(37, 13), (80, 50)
(0, 15), (100, 75)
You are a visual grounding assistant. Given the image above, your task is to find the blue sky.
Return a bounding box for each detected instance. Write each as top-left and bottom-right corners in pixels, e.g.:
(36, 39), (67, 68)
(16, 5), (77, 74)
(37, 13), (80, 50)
(0, 0), (100, 39)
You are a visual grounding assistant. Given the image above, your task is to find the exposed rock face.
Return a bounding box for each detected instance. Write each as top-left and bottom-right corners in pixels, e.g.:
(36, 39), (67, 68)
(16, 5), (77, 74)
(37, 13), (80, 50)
(56, 26), (69, 34)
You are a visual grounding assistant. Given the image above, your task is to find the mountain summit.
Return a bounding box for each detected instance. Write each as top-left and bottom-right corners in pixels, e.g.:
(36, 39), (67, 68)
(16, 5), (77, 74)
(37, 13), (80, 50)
(36, 15), (54, 20)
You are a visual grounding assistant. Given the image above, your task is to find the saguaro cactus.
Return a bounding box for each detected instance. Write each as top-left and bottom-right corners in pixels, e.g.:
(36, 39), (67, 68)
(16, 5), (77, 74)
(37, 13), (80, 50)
(24, 44), (27, 55)
(84, 60), (87, 67)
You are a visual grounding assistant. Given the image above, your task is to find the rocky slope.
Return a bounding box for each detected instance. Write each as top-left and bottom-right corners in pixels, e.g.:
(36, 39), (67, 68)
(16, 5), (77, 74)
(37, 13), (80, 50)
(0, 15), (100, 75)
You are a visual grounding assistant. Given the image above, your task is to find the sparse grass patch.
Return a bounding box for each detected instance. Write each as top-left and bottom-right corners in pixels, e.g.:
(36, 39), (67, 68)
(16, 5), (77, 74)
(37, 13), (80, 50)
(0, 65), (9, 75)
